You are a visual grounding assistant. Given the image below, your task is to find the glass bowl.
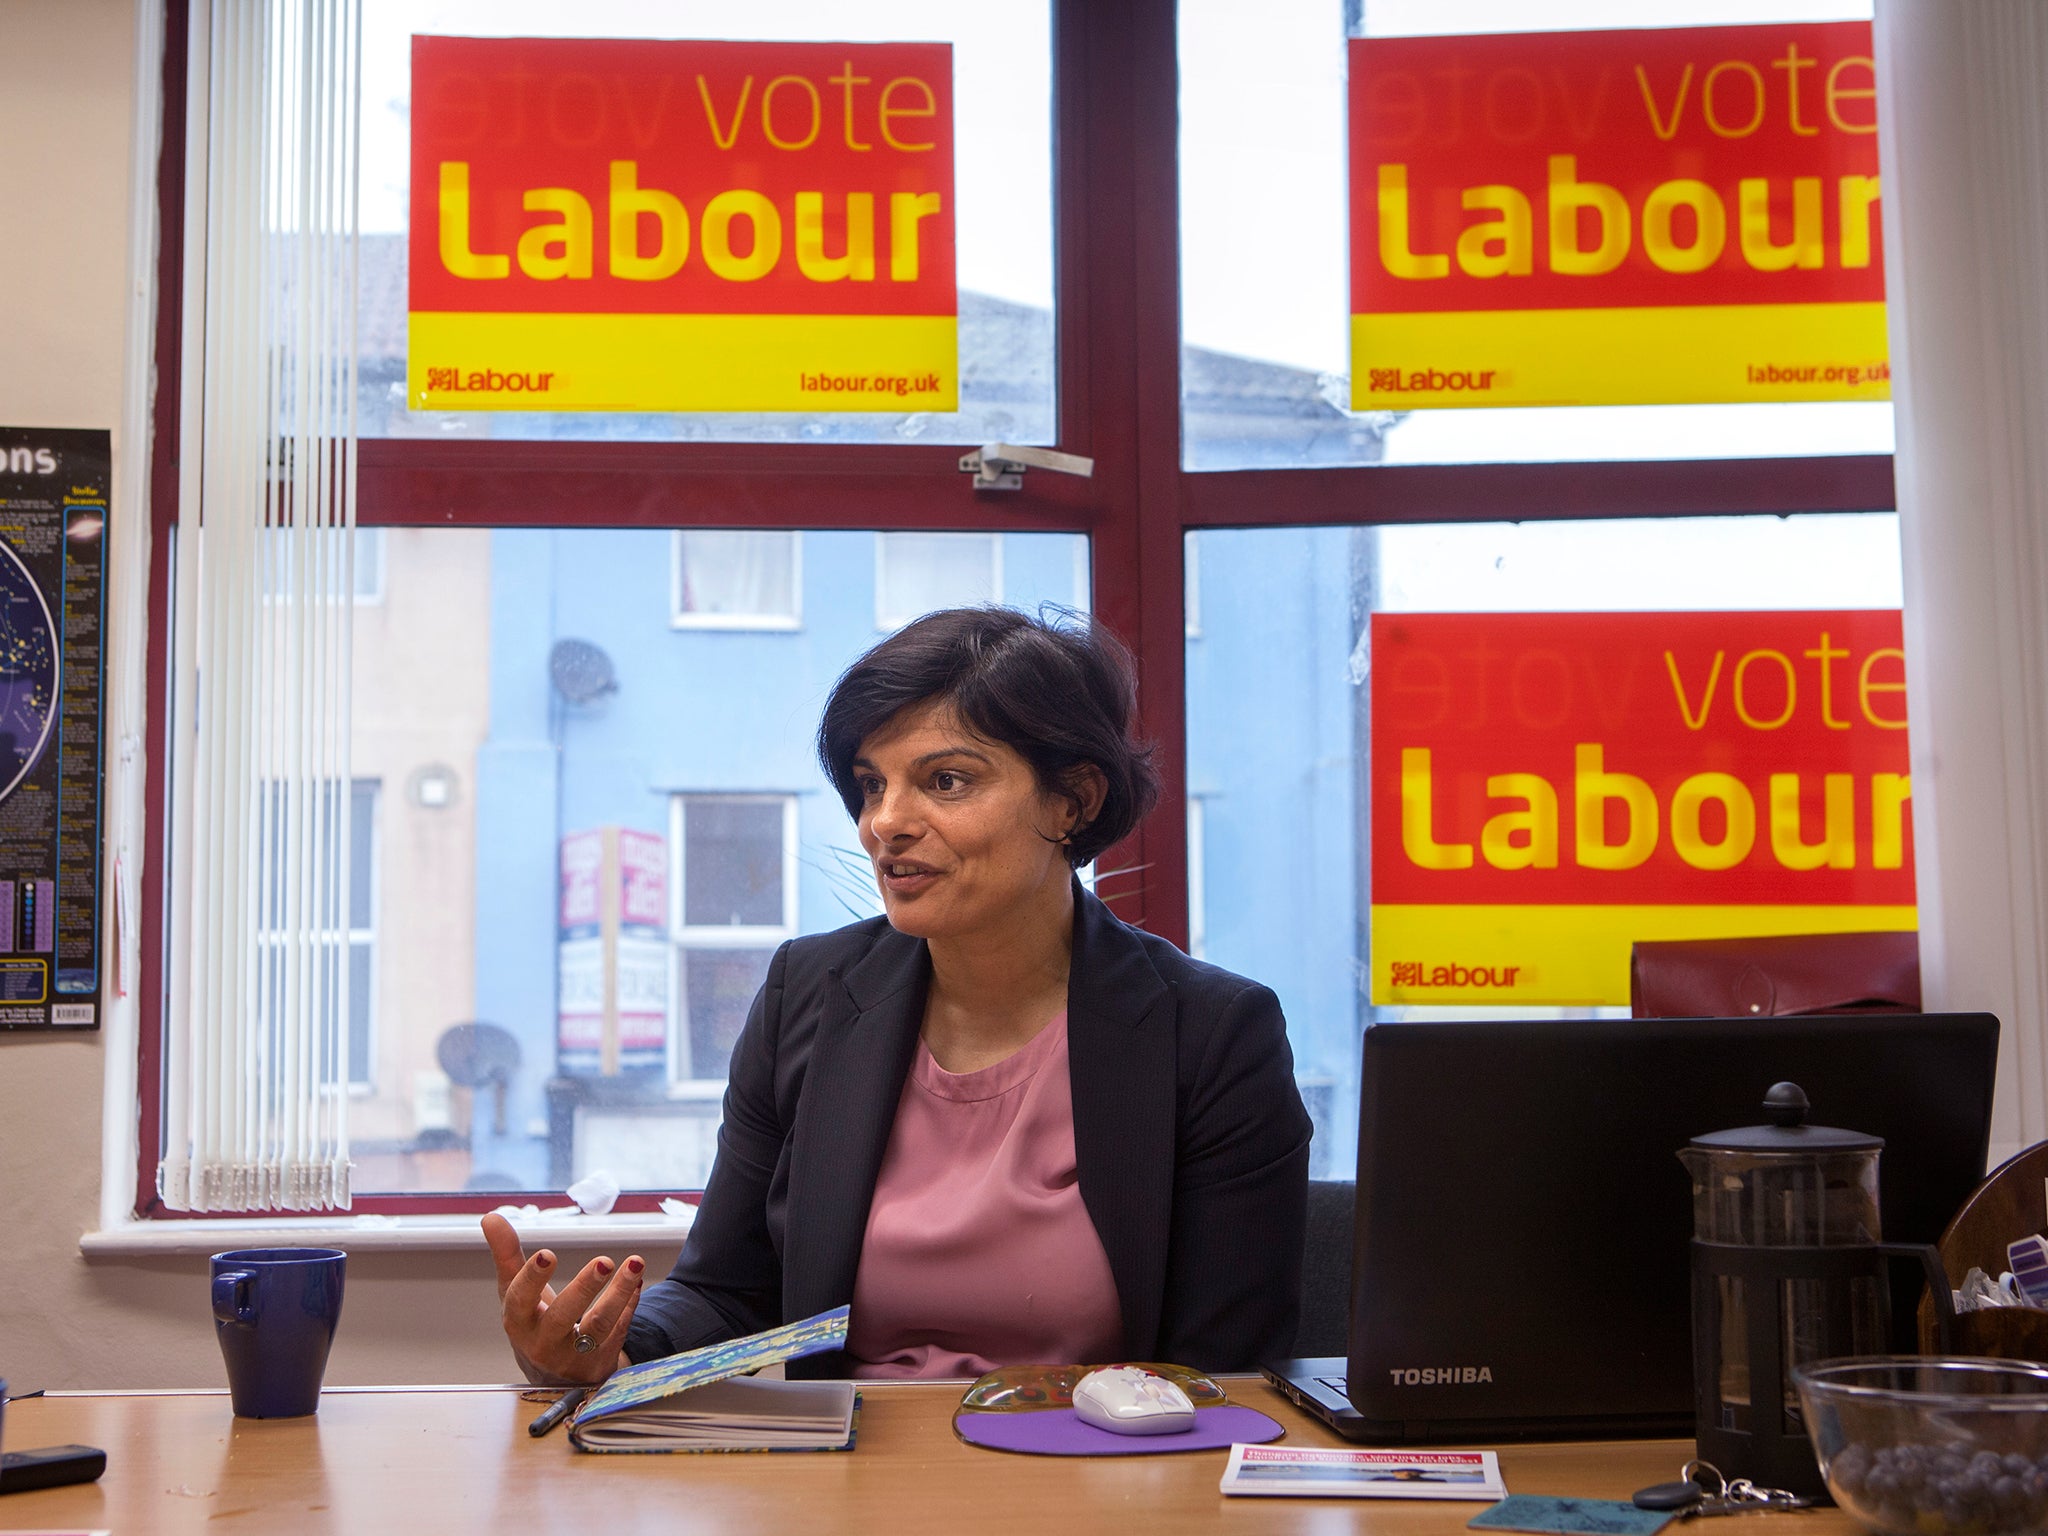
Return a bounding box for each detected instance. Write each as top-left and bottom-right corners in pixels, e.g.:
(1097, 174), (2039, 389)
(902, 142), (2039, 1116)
(1794, 1357), (2048, 1536)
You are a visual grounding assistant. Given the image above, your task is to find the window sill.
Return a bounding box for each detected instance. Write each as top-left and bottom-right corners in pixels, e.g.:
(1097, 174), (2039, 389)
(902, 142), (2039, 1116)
(79, 1208), (696, 1259)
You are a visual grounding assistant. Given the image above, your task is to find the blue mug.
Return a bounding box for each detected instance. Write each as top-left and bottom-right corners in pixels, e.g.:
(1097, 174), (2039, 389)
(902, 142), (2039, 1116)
(210, 1248), (346, 1418)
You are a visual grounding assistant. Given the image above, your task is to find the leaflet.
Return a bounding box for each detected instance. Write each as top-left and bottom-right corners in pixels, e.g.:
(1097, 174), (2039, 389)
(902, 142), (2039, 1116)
(1220, 1445), (1507, 1499)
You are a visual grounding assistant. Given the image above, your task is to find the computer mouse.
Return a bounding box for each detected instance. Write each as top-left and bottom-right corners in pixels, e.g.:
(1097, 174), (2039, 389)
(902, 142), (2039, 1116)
(1071, 1366), (1197, 1435)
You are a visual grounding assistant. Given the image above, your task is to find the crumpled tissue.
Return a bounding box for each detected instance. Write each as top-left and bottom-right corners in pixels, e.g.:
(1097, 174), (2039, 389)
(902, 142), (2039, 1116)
(567, 1171), (621, 1216)
(659, 1197), (698, 1229)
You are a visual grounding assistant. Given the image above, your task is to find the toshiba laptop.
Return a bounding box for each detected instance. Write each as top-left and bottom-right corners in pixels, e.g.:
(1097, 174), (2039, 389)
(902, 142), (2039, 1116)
(1263, 1013), (1998, 1443)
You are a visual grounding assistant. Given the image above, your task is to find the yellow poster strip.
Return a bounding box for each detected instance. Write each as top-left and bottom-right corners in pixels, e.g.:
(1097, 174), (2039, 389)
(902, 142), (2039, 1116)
(408, 312), (958, 413)
(1370, 903), (1917, 1006)
(1350, 301), (1889, 409)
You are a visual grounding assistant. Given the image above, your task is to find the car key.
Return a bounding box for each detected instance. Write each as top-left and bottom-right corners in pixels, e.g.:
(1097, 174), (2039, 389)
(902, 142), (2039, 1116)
(1634, 1461), (1818, 1519)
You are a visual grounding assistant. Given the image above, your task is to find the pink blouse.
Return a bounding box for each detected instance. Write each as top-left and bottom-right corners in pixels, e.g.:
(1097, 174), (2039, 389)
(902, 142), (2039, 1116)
(844, 1011), (1126, 1379)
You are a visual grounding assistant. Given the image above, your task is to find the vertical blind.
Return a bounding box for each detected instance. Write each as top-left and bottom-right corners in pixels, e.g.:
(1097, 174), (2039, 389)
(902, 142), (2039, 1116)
(159, 0), (361, 1211)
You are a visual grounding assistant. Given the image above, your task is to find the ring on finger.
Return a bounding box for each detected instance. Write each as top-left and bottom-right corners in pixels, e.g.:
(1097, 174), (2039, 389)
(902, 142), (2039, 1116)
(572, 1322), (600, 1354)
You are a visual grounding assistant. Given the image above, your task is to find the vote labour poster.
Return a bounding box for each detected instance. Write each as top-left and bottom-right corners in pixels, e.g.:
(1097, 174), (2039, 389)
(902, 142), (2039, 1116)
(1369, 612), (1915, 1006)
(1349, 23), (1886, 408)
(409, 38), (956, 414)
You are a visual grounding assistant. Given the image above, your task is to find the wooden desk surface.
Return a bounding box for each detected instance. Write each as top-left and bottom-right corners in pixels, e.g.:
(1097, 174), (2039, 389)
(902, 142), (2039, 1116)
(3, 1380), (1855, 1535)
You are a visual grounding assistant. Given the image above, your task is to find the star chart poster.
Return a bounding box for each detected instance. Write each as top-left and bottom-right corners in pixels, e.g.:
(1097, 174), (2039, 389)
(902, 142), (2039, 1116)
(0, 428), (107, 1030)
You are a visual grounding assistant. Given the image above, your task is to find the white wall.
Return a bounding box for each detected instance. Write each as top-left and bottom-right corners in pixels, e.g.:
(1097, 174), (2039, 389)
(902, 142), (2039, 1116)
(0, 0), (682, 1393)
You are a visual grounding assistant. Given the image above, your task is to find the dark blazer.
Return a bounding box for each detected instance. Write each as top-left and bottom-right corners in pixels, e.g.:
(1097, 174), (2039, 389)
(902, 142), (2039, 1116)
(627, 884), (1313, 1375)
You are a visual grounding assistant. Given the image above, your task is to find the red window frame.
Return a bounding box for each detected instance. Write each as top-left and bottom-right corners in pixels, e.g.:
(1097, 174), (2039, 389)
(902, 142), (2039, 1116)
(133, 0), (1894, 1218)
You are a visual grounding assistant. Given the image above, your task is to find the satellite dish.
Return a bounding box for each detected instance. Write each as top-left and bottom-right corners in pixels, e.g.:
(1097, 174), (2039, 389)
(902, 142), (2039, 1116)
(436, 1021), (522, 1136)
(550, 638), (618, 704)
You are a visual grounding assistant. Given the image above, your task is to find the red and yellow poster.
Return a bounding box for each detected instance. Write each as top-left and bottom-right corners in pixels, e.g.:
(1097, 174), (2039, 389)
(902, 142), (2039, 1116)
(409, 37), (956, 413)
(1349, 23), (1885, 408)
(1369, 612), (1915, 1005)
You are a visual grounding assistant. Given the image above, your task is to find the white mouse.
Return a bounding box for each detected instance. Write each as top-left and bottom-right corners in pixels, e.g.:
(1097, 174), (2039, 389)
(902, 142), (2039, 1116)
(1071, 1366), (1197, 1435)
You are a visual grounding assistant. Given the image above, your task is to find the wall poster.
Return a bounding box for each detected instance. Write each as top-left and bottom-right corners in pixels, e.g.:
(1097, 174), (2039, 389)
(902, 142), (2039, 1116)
(0, 427), (107, 1030)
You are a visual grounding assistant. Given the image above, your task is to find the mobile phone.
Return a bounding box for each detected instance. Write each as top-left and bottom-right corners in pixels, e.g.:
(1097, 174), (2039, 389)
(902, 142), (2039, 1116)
(0, 1444), (107, 1494)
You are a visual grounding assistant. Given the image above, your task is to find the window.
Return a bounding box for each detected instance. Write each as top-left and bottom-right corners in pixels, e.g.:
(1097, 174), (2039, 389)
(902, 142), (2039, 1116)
(1185, 513), (1904, 1176)
(673, 796), (798, 1085)
(353, 0), (1056, 447)
(257, 779), (378, 1092)
(261, 526), (386, 604)
(672, 531), (801, 629)
(354, 527), (387, 604)
(1177, 0), (1891, 470)
(229, 526), (1086, 1199)
(136, 3), (1897, 1219)
(874, 532), (1002, 629)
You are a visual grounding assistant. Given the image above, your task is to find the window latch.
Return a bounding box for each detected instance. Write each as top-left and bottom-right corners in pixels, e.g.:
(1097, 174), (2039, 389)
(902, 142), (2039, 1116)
(959, 442), (1095, 492)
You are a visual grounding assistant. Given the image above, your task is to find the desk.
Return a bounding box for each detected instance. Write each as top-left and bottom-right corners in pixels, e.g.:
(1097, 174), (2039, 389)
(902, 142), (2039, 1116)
(3, 1381), (1852, 1535)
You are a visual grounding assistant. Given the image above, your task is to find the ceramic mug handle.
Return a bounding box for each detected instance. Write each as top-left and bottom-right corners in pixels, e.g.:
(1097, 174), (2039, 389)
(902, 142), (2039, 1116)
(212, 1269), (258, 1325)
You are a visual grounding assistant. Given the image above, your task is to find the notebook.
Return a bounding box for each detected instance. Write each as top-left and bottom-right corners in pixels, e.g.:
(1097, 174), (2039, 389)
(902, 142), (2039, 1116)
(569, 1305), (857, 1453)
(1264, 1012), (1999, 1444)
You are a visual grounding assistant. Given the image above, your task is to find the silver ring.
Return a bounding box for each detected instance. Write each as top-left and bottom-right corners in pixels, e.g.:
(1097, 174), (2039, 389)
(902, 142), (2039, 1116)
(572, 1324), (599, 1354)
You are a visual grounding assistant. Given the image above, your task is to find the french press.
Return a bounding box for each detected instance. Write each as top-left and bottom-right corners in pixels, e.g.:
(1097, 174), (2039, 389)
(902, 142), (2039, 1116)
(1679, 1082), (1954, 1498)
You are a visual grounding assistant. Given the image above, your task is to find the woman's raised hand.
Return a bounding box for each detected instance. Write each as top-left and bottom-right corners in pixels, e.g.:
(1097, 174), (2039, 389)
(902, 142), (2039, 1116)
(481, 1212), (645, 1385)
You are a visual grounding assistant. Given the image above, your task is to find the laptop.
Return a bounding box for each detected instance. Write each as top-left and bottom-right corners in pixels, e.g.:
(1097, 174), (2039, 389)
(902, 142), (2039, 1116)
(1263, 1012), (1999, 1443)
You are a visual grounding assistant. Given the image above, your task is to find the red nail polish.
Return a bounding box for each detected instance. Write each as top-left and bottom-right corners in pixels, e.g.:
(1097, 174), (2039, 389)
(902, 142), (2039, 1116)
(627, 1257), (644, 1275)
(535, 1252), (554, 1268)
(596, 1259), (614, 1276)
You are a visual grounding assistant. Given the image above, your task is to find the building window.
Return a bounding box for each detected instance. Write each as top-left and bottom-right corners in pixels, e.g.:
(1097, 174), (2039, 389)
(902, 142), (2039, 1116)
(672, 530), (802, 630)
(261, 525), (386, 605)
(875, 532), (1003, 629)
(670, 795), (798, 1085)
(259, 778), (379, 1091)
(354, 527), (387, 605)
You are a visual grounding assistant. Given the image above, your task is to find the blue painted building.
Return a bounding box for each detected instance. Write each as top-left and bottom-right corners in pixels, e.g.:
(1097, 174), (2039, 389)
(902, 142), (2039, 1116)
(463, 520), (1368, 1188)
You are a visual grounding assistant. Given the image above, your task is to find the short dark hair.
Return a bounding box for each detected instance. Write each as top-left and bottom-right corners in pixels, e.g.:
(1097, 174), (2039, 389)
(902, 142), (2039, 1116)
(817, 606), (1159, 868)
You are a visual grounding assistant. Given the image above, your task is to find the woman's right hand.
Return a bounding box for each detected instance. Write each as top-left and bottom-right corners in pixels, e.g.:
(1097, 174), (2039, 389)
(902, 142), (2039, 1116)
(481, 1212), (645, 1385)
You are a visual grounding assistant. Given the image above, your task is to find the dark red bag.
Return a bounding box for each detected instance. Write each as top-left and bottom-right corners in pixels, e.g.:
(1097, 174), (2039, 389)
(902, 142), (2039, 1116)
(1629, 931), (1921, 1018)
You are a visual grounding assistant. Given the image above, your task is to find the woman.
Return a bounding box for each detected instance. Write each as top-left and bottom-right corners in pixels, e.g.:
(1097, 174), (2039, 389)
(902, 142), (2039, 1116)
(484, 606), (1311, 1382)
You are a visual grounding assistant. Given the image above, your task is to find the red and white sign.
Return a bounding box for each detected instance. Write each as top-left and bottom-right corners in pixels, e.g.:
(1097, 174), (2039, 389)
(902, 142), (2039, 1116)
(1370, 611), (1916, 1004)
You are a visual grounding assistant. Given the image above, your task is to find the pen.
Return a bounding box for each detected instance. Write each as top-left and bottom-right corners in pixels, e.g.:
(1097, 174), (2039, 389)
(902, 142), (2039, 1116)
(528, 1386), (591, 1439)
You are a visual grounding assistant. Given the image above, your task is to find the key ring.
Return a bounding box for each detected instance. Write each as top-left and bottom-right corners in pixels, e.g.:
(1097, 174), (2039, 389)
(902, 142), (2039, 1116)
(1665, 1460), (1816, 1516)
(1681, 1461), (1729, 1500)
(1726, 1479), (1809, 1510)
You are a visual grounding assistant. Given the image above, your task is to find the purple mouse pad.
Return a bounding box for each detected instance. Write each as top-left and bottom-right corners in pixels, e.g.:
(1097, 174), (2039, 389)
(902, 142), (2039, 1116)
(955, 1405), (1285, 1456)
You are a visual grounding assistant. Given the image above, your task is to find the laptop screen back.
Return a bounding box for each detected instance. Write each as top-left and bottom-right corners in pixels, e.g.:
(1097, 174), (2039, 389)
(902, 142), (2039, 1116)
(1347, 1013), (1998, 1442)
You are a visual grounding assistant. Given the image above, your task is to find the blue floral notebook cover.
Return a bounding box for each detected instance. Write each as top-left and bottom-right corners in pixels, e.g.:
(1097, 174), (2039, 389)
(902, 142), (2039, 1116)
(568, 1306), (854, 1453)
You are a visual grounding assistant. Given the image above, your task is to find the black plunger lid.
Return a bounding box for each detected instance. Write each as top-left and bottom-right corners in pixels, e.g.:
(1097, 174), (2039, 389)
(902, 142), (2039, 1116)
(1687, 1081), (1884, 1153)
